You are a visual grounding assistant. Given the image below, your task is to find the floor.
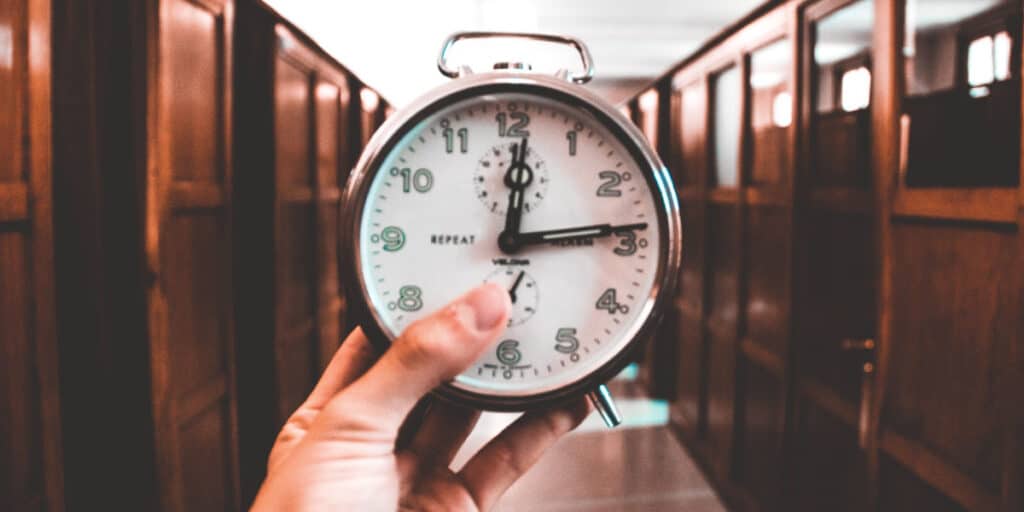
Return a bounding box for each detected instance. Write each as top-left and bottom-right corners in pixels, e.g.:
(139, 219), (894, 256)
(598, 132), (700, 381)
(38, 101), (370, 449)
(451, 366), (727, 512)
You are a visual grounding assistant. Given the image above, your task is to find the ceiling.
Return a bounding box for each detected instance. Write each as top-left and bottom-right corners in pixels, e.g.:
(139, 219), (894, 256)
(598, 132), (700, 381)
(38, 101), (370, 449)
(264, 0), (765, 106)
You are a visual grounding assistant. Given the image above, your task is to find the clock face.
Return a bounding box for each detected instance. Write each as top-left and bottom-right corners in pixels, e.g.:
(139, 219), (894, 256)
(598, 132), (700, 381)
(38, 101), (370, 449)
(356, 86), (666, 401)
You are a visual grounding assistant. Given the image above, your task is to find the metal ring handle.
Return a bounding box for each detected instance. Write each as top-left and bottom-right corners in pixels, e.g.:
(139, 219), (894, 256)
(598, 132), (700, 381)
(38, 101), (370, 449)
(437, 31), (595, 84)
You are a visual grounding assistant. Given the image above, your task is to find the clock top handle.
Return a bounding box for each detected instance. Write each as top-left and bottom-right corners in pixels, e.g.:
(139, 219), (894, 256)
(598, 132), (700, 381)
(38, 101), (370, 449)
(437, 31), (595, 85)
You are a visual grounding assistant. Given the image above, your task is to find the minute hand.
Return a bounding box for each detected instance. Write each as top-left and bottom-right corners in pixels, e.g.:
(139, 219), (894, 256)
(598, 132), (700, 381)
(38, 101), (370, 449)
(515, 222), (648, 246)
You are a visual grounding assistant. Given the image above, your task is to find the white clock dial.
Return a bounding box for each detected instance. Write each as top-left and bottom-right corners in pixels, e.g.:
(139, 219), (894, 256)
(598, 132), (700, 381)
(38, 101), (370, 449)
(358, 91), (662, 397)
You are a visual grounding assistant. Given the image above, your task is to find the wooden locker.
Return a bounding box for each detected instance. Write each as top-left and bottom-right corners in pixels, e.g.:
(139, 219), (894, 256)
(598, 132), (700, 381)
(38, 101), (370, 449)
(0, 0), (64, 510)
(149, 0), (241, 509)
(233, 8), (357, 504)
(52, 0), (240, 509)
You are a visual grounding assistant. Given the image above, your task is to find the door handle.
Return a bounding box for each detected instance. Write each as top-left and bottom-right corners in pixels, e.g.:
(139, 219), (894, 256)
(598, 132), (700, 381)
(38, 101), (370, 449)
(840, 338), (876, 449)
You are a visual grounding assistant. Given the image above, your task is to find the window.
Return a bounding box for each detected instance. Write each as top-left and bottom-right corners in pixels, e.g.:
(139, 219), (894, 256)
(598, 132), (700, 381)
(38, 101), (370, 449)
(968, 30), (1012, 95)
(840, 67), (871, 112)
(711, 66), (741, 187)
(773, 92), (792, 128)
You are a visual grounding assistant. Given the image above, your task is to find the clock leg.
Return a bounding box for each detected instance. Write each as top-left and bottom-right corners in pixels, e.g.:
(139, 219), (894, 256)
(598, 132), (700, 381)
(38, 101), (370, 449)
(587, 384), (622, 428)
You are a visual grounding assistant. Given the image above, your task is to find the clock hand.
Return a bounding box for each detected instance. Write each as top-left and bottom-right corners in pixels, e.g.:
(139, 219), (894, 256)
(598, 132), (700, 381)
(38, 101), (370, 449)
(508, 270), (526, 304)
(514, 222), (648, 247)
(498, 138), (533, 253)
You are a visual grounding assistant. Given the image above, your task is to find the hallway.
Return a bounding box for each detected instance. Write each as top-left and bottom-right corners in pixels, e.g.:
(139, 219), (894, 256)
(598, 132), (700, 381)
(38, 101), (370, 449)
(453, 368), (727, 512)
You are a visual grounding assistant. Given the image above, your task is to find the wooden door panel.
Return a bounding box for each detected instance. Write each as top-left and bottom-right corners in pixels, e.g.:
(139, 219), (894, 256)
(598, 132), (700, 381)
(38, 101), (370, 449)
(736, 359), (785, 509)
(0, 233), (45, 510)
(680, 202), (705, 308)
(275, 59), (313, 190)
(0, 0), (20, 183)
(166, 214), (230, 395)
(705, 203), (739, 477)
(877, 455), (968, 512)
(744, 205), (789, 357)
(0, 1), (61, 509)
(708, 205), (739, 323)
(798, 209), (875, 403)
(166, 0), (221, 182)
(674, 305), (705, 432)
(315, 79), (344, 370)
(788, 396), (868, 512)
(278, 202), (316, 331)
(887, 222), (1015, 497)
(154, 0), (238, 509)
(180, 400), (234, 511)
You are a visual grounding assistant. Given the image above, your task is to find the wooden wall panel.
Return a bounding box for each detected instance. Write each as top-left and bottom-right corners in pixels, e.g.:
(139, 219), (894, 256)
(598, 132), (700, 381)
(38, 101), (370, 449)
(788, 396), (868, 512)
(152, 0), (239, 509)
(0, 0), (63, 510)
(233, 12), (357, 505)
(735, 359), (785, 509)
(886, 222), (1016, 498)
(705, 203), (740, 478)
(166, 0), (220, 182)
(744, 205), (789, 357)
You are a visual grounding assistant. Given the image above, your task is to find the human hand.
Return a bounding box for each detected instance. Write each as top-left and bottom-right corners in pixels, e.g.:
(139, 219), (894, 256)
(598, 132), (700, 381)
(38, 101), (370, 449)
(251, 283), (591, 511)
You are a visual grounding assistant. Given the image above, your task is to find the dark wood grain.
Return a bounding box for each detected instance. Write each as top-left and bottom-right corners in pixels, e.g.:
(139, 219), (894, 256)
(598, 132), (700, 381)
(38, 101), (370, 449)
(0, 1), (64, 510)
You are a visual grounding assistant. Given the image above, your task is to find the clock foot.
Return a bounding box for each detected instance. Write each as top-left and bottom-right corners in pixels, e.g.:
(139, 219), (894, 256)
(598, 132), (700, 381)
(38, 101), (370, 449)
(587, 384), (622, 428)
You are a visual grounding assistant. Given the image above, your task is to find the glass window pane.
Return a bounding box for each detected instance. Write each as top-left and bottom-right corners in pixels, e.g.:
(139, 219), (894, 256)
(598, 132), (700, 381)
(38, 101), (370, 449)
(711, 66), (741, 187)
(749, 39), (792, 186)
(841, 67), (872, 111)
(811, 0), (874, 187)
(902, 0), (1020, 187)
(994, 31), (1011, 81)
(967, 36), (995, 86)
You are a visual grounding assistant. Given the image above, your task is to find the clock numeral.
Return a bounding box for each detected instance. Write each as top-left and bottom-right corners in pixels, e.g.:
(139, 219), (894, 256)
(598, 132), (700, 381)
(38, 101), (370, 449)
(596, 170), (631, 197)
(390, 167), (433, 193)
(555, 328), (581, 362)
(390, 285), (422, 312)
(496, 111), (530, 137)
(369, 226), (405, 251)
(566, 122), (583, 156)
(496, 339), (522, 366)
(613, 231), (636, 256)
(442, 120), (468, 154)
(596, 288), (629, 315)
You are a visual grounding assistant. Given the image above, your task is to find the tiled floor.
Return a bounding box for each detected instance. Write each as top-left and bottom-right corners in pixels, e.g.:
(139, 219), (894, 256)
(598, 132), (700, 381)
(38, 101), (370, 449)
(451, 367), (726, 511)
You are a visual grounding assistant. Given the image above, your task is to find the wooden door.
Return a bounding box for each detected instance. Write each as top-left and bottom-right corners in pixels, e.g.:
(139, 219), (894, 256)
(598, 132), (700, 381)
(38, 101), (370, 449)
(788, 0), (877, 510)
(0, 0), (64, 509)
(148, 0), (240, 509)
(734, 31), (795, 512)
(704, 60), (744, 484)
(872, 0), (1024, 509)
(271, 26), (353, 427)
(668, 77), (710, 444)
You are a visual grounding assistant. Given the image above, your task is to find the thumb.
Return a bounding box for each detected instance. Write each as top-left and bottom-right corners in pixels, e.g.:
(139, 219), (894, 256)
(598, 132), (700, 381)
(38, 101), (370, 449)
(314, 283), (510, 434)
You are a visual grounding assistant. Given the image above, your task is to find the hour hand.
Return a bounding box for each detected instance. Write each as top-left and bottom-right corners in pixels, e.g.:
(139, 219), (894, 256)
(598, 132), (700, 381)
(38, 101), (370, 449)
(515, 222), (648, 247)
(498, 138), (532, 253)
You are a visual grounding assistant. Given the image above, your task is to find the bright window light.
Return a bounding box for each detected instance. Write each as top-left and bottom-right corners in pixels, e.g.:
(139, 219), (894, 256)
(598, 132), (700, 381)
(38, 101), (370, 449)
(772, 92), (792, 128)
(994, 31), (1012, 81)
(968, 36), (995, 86)
(360, 88), (380, 112)
(840, 66), (871, 112)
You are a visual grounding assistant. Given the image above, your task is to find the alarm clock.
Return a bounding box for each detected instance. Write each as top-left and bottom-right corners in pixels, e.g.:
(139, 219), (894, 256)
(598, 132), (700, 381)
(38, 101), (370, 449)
(341, 32), (681, 427)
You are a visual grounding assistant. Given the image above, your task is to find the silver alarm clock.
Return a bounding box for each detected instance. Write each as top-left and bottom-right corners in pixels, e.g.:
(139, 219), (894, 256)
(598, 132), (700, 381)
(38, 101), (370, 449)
(341, 32), (681, 426)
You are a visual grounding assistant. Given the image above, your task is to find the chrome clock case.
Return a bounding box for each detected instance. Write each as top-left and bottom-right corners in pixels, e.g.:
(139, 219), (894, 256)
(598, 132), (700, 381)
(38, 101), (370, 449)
(340, 32), (681, 424)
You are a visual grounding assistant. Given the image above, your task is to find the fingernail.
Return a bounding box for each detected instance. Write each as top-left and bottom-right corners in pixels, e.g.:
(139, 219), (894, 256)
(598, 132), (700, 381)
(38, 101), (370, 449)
(464, 283), (510, 331)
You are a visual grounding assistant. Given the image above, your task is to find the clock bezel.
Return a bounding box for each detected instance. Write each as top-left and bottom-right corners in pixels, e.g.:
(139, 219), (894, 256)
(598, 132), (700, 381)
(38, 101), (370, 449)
(341, 72), (681, 411)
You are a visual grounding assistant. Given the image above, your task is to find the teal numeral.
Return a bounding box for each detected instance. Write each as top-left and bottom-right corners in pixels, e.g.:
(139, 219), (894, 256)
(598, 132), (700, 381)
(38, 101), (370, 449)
(390, 167), (433, 193)
(496, 339), (522, 365)
(375, 226), (404, 251)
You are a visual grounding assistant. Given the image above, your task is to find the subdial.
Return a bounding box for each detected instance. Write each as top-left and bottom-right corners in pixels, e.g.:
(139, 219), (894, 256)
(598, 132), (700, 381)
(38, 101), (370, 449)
(473, 142), (549, 215)
(484, 267), (539, 327)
